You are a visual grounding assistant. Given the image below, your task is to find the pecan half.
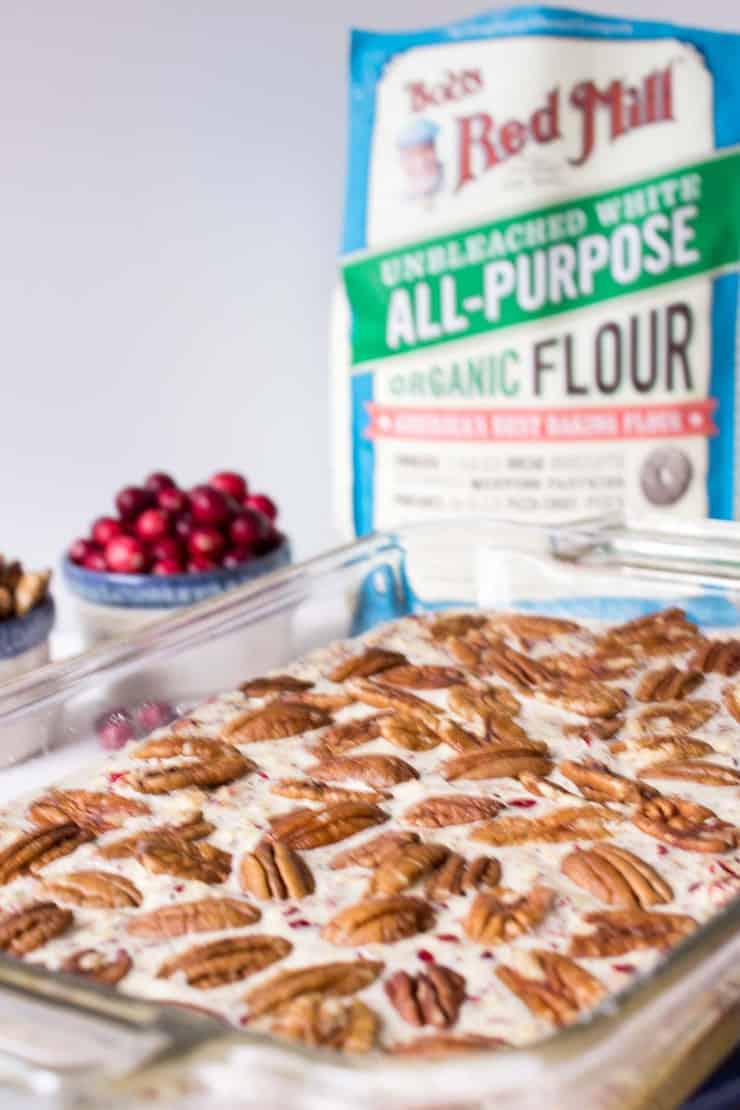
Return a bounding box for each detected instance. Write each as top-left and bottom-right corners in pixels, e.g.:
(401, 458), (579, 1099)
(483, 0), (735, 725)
(222, 702), (331, 743)
(385, 965), (465, 1028)
(479, 644), (548, 688)
(638, 759), (740, 786)
(635, 666), (704, 702)
(239, 840), (314, 900)
(99, 811), (215, 859)
(268, 802), (388, 849)
(281, 691), (355, 711)
(323, 896), (434, 945)
(446, 684), (521, 724)
(29, 790), (149, 833)
(63, 948), (132, 985)
(245, 960), (384, 1017)
(724, 684), (740, 722)
(129, 737), (254, 793)
(628, 700), (718, 739)
(381, 664), (463, 689)
(533, 680), (626, 719)
(0, 901), (73, 955)
(270, 996), (379, 1054)
(368, 842), (448, 896)
(690, 640), (740, 676)
(314, 714), (387, 756)
(559, 759), (655, 804)
(402, 795), (500, 828)
(346, 679), (442, 728)
(240, 675), (313, 696)
(543, 651), (637, 682)
(329, 649), (406, 683)
(128, 897), (260, 938)
(45, 870), (143, 909)
(391, 1033), (505, 1056)
(425, 853), (501, 899)
(490, 613), (582, 641)
(159, 934), (291, 988)
(435, 718), (489, 752)
(309, 754), (418, 789)
(138, 840), (232, 883)
(330, 831), (420, 870)
(441, 747), (552, 781)
(625, 736), (715, 762)
(379, 714), (441, 752)
(597, 608), (700, 655)
(569, 909), (696, 957)
(472, 805), (617, 846)
(633, 795), (739, 853)
(271, 779), (388, 805)
(463, 886), (554, 944)
(427, 613), (487, 642)
(0, 822), (93, 884)
(563, 718), (624, 740)
(561, 845), (672, 907)
(496, 951), (604, 1025)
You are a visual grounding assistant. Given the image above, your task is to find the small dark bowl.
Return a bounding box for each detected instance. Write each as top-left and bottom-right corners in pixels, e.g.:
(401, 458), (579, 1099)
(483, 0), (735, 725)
(62, 536), (292, 610)
(0, 597), (56, 660)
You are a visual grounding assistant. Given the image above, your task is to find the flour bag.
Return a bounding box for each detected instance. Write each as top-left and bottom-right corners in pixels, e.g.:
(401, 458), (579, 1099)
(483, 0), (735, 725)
(332, 5), (740, 539)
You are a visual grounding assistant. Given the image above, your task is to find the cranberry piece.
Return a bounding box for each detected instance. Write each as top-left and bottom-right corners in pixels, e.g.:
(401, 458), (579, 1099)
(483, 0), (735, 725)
(91, 517), (124, 547)
(135, 508), (171, 541)
(288, 918), (311, 929)
(153, 558), (183, 576)
(190, 485), (229, 526)
(104, 534), (149, 574)
(435, 934), (460, 942)
(188, 526), (226, 559)
(230, 508), (269, 548)
(133, 701), (174, 732)
(480, 951), (493, 960)
(115, 485), (155, 520)
(144, 471), (176, 494)
(222, 546), (253, 568)
(188, 554), (219, 573)
(69, 538), (97, 564)
(416, 949), (435, 963)
(108, 771), (127, 783)
(97, 711), (136, 751)
(656, 845), (669, 855)
(612, 963), (636, 974)
(209, 471), (248, 501)
(508, 798), (537, 808)
(149, 535), (183, 563)
(158, 486), (189, 515)
(245, 493), (277, 522)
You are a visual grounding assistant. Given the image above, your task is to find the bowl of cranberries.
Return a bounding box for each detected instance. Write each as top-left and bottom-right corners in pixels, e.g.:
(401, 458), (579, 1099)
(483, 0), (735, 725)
(63, 471), (290, 641)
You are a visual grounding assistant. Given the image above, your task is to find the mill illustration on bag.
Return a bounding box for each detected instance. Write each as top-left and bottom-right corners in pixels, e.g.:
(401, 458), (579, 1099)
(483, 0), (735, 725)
(332, 5), (740, 537)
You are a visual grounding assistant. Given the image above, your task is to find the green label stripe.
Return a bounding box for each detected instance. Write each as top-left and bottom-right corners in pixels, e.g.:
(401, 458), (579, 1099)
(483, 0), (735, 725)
(343, 148), (740, 366)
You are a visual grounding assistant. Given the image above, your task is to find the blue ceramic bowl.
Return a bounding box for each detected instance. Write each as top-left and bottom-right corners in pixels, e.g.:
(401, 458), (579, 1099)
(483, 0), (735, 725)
(62, 537), (292, 609)
(0, 597), (56, 660)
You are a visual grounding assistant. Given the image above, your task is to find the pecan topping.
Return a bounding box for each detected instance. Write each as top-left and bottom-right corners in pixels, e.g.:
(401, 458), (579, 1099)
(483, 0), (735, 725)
(330, 831), (420, 870)
(268, 802), (388, 849)
(496, 951), (604, 1025)
(240, 675), (313, 696)
(222, 702), (331, 743)
(379, 714), (441, 752)
(29, 790), (149, 833)
(129, 737), (254, 794)
(380, 664), (463, 689)
(270, 996), (379, 1053)
(447, 683), (520, 724)
(635, 666), (704, 702)
(628, 700), (718, 739)
(563, 718), (624, 740)
(346, 679), (442, 728)
(245, 960), (384, 1017)
(625, 736), (715, 762)
(435, 718), (489, 752)
(158, 934), (291, 988)
(385, 965), (466, 1028)
(314, 714), (387, 756)
(63, 948), (132, 985)
(724, 683), (740, 722)
(441, 747), (552, 781)
(323, 896), (434, 945)
(403, 795), (500, 828)
(368, 842), (448, 896)
(425, 853), (501, 899)
(638, 760), (740, 786)
(282, 691), (355, 711)
(139, 840), (232, 883)
(472, 805), (617, 846)
(128, 897), (260, 938)
(690, 640), (740, 676)
(597, 608), (700, 655)
(391, 1033), (505, 1056)
(0, 822), (93, 884)
(99, 811), (215, 859)
(633, 795), (739, 853)
(0, 901), (73, 955)
(490, 613), (582, 640)
(543, 651), (637, 681)
(309, 754), (418, 789)
(533, 680), (626, 719)
(569, 909), (696, 957)
(463, 886), (554, 944)
(480, 643), (548, 688)
(428, 613), (487, 641)
(271, 779), (388, 805)
(559, 759), (654, 804)
(519, 774), (579, 800)
(45, 870), (143, 908)
(561, 845), (672, 908)
(329, 649), (406, 683)
(239, 840), (314, 900)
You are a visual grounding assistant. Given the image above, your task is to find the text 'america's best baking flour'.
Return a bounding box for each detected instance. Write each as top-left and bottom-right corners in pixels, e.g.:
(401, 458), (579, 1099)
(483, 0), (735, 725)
(332, 6), (740, 537)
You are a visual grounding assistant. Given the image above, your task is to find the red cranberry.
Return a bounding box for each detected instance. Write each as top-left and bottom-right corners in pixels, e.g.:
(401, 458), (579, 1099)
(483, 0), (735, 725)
(174, 512), (195, 540)
(188, 554), (219, 573)
(91, 516), (124, 547)
(153, 558), (183, 576)
(416, 949), (435, 963)
(230, 508), (269, 548)
(133, 700), (174, 732)
(245, 493), (277, 522)
(209, 471), (248, 501)
(69, 538), (97, 564)
(105, 534), (149, 574)
(135, 508), (171, 541)
(222, 546), (253, 568)
(612, 963), (636, 974)
(149, 535), (183, 563)
(97, 711), (136, 751)
(508, 798), (537, 808)
(83, 549), (108, 571)
(115, 485), (155, 520)
(188, 526), (226, 559)
(190, 485), (229, 526)
(144, 471), (176, 494)
(158, 486), (189, 514)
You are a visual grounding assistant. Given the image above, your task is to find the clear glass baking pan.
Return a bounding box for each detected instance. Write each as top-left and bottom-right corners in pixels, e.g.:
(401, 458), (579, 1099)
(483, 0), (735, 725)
(1, 515), (740, 1109)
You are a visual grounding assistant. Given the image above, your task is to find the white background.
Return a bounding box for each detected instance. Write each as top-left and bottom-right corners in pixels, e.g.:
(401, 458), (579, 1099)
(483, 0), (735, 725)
(2, 0), (738, 578)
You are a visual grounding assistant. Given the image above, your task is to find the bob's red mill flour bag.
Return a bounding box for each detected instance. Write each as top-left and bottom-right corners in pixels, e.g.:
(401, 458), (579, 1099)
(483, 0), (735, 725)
(332, 6), (740, 544)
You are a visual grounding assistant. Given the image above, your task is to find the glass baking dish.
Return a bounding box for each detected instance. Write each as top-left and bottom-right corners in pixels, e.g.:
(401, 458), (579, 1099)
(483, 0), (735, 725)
(1, 515), (740, 1109)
